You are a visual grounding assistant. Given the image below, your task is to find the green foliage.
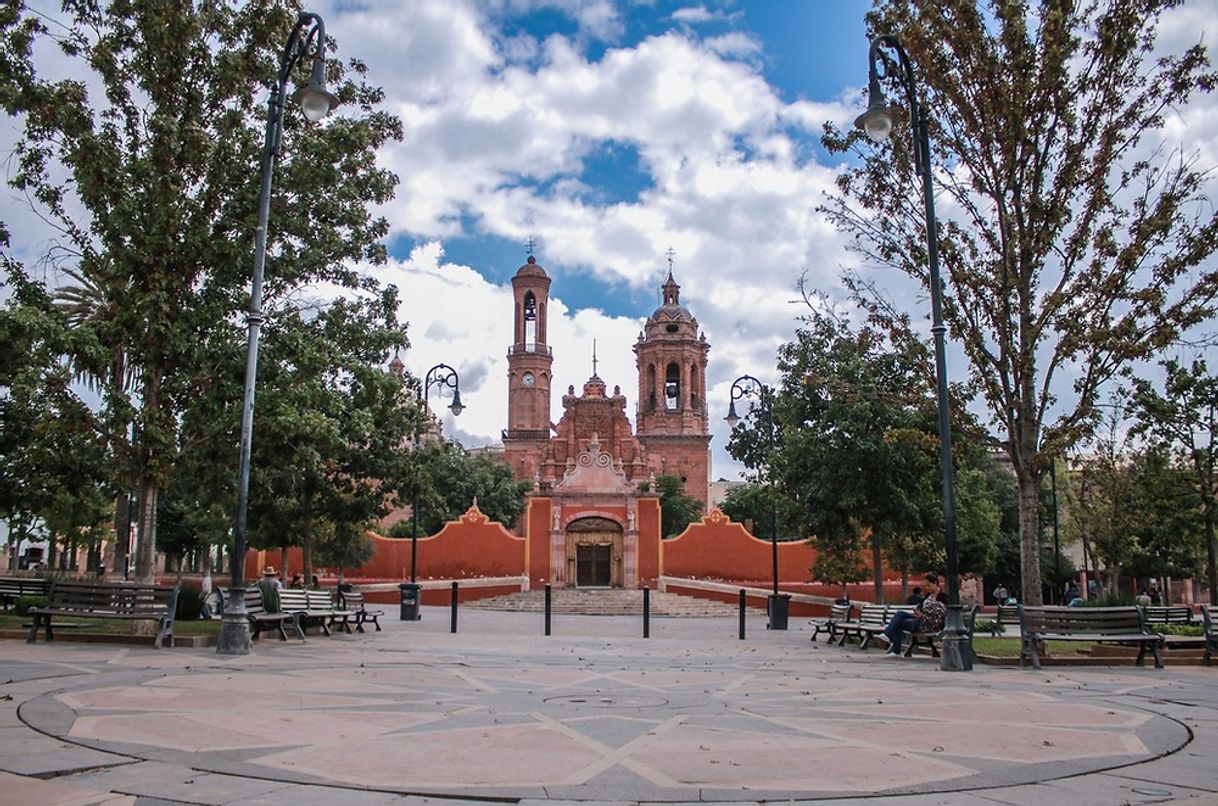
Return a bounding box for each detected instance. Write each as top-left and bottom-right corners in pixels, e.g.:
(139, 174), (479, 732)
(387, 520), (414, 538)
(719, 483), (802, 541)
(655, 475), (703, 538)
(175, 583), (204, 621)
(407, 440), (531, 535)
(313, 526), (375, 573)
(13, 595), (45, 617)
(0, 2), (402, 582)
(1152, 624), (1203, 637)
(820, 1), (1218, 605)
(1130, 358), (1218, 602)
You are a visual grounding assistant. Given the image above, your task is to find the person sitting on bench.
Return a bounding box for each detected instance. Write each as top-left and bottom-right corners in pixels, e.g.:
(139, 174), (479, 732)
(882, 573), (946, 658)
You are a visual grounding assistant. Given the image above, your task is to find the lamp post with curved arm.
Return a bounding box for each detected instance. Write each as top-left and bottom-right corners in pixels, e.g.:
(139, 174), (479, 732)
(408, 364), (464, 590)
(855, 34), (970, 670)
(725, 374), (789, 629)
(218, 12), (339, 657)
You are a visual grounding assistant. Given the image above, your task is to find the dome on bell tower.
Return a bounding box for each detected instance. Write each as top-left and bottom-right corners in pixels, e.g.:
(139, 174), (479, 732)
(514, 255), (549, 279)
(645, 270), (698, 337)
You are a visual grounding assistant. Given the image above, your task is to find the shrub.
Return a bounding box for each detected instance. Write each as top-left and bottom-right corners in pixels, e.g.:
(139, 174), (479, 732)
(175, 583), (204, 621)
(1083, 592), (1136, 607)
(1153, 624), (1204, 637)
(13, 595), (45, 616)
(973, 618), (996, 634)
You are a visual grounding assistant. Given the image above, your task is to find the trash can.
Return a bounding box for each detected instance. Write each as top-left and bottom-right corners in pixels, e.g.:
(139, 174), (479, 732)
(767, 593), (791, 630)
(399, 582), (421, 621)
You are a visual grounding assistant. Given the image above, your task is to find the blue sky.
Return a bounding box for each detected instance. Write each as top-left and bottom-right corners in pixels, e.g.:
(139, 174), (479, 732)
(7, 0), (1217, 487)
(302, 0), (884, 484)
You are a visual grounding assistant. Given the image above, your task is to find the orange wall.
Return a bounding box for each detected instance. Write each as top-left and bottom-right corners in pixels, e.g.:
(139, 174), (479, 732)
(637, 497), (661, 586)
(663, 509), (816, 583)
(527, 497), (552, 588)
(246, 504), (526, 583)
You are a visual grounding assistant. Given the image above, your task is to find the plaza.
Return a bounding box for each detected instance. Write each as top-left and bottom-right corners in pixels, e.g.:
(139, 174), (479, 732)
(2, 607), (1217, 805)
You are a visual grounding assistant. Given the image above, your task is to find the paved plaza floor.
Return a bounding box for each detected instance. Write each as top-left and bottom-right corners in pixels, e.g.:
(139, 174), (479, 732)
(1, 606), (1217, 805)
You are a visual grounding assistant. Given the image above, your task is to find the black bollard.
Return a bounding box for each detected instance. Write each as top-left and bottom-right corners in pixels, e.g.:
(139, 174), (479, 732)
(643, 586), (650, 638)
(739, 588), (746, 640)
(545, 584), (552, 636)
(450, 581), (458, 633)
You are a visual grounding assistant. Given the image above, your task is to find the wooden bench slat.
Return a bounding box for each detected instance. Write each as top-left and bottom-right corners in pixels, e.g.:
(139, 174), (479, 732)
(27, 581), (179, 648)
(1018, 605), (1164, 670)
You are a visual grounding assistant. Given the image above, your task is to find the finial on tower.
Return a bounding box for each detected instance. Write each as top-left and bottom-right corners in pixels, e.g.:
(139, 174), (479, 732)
(665, 245), (675, 274)
(525, 235), (537, 256)
(592, 338), (599, 377)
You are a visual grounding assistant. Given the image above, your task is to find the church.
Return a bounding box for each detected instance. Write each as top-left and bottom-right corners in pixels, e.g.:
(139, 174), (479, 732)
(498, 254), (712, 587)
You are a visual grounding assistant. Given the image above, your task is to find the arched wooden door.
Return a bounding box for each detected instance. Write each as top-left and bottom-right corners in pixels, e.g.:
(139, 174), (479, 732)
(565, 516), (623, 587)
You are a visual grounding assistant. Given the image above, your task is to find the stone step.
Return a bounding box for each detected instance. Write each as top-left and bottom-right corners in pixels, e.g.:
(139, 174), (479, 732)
(464, 589), (758, 617)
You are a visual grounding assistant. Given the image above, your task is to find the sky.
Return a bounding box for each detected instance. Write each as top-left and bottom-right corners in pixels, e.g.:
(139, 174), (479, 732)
(7, 0), (1218, 484)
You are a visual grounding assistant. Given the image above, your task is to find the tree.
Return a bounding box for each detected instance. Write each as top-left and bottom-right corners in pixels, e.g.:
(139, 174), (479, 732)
(751, 304), (943, 600)
(0, 2), (401, 583)
(821, 1), (1218, 604)
(0, 266), (112, 569)
(1130, 358), (1218, 602)
(409, 440), (531, 535)
(653, 474), (702, 539)
(718, 482), (801, 541)
(243, 292), (418, 584)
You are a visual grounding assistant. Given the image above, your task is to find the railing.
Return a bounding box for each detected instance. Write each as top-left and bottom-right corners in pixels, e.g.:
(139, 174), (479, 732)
(508, 342), (552, 356)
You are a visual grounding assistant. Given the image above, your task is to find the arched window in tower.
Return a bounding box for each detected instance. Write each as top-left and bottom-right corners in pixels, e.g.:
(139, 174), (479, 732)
(523, 292), (537, 346)
(689, 364), (699, 410)
(664, 362), (680, 410)
(647, 364), (657, 411)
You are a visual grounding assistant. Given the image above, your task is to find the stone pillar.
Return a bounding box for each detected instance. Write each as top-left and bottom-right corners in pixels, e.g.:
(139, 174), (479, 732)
(624, 530), (638, 588)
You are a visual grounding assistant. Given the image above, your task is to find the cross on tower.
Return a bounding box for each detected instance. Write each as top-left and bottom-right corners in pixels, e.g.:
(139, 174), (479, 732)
(665, 246), (675, 270)
(592, 339), (598, 376)
(525, 236), (537, 256)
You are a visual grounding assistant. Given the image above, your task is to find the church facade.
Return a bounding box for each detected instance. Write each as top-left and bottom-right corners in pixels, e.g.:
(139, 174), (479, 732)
(499, 255), (712, 587)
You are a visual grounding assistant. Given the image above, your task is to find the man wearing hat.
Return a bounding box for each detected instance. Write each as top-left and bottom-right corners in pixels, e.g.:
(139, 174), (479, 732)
(262, 566), (282, 590)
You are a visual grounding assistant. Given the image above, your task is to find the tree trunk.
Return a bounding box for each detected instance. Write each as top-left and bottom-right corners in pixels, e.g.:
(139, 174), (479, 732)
(134, 475), (158, 584)
(1205, 510), (1217, 605)
(871, 532), (883, 603)
(1017, 470), (1044, 605)
(302, 488), (314, 587)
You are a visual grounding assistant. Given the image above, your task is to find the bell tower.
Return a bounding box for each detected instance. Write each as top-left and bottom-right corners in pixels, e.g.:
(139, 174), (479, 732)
(634, 263), (711, 507)
(504, 255), (554, 482)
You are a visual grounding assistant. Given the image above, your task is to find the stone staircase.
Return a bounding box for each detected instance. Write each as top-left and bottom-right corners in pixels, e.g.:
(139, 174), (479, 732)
(464, 588), (756, 617)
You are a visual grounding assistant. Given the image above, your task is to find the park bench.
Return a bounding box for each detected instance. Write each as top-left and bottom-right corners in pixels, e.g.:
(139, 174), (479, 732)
(1142, 605), (1197, 627)
(1203, 605), (1217, 665)
(809, 601), (854, 643)
(231, 586), (301, 641)
(988, 604), (1021, 636)
(1017, 605), (1164, 670)
(307, 589), (353, 634)
(836, 604), (913, 649)
(0, 576), (48, 610)
(837, 602), (978, 658)
(26, 580), (179, 649)
(276, 589), (351, 637)
(339, 590), (383, 632)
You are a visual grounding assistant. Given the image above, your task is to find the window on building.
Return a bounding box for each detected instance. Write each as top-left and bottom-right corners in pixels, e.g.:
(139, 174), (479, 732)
(665, 362), (680, 410)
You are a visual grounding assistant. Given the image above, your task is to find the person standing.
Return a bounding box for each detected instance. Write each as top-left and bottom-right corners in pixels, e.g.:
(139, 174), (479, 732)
(960, 572), (980, 607)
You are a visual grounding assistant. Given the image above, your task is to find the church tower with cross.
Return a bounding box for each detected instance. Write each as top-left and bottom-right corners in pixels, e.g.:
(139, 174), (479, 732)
(503, 247), (554, 483)
(497, 244), (711, 587)
(633, 253), (711, 502)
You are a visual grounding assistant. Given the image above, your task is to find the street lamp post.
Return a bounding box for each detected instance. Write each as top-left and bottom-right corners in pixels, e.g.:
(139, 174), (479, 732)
(855, 34), (971, 671)
(217, 12), (339, 657)
(725, 375), (789, 630)
(408, 364), (464, 589)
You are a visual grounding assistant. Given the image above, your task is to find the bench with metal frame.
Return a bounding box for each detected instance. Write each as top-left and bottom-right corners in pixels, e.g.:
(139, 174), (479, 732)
(26, 580), (179, 649)
(1142, 605), (1197, 627)
(809, 601), (854, 643)
(339, 590), (383, 632)
(1017, 605), (1164, 670)
(0, 576), (48, 610)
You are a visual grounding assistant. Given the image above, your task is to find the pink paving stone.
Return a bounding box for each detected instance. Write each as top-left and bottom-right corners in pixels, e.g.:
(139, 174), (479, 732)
(801, 719), (1147, 763)
(838, 701), (1151, 728)
(143, 670), (443, 695)
(626, 724), (974, 790)
(0, 770), (135, 806)
(250, 722), (606, 788)
(56, 685), (384, 713)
